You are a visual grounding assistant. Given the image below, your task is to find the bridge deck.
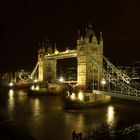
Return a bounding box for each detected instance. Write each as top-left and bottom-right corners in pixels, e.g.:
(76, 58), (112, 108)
(44, 50), (77, 59)
(93, 90), (140, 102)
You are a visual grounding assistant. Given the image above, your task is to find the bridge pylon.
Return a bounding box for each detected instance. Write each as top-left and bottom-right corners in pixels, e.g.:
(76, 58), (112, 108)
(77, 24), (103, 90)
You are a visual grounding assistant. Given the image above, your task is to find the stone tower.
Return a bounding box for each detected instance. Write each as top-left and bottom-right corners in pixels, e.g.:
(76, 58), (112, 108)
(38, 47), (45, 82)
(38, 40), (57, 83)
(77, 23), (103, 89)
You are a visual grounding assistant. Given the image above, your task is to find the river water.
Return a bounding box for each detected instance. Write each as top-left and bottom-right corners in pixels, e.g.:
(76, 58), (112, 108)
(0, 88), (140, 140)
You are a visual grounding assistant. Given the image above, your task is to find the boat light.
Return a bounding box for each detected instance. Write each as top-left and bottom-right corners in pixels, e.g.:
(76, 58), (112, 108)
(35, 85), (40, 90)
(31, 85), (35, 90)
(78, 91), (84, 101)
(70, 93), (76, 100)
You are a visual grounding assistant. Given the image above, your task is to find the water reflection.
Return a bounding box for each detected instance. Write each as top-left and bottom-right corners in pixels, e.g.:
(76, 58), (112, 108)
(31, 98), (41, 117)
(77, 114), (84, 131)
(8, 89), (15, 112)
(0, 89), (140, 140)
(107, 106), (115, 125)
(64, 113), (85, 132)
(9, 89), (14, 98)
(17, 90), (27, 102)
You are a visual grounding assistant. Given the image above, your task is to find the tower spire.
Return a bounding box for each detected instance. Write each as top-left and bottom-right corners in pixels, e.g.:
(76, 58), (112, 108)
(78, 30), (81, 39)
(99, 31), (103, 46)
(54, 44), (59, 54)
(86, 22), (94, 43)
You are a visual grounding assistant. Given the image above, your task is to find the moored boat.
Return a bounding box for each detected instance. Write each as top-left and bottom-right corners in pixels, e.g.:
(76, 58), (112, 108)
(27, 83), (61, 96)
(64, 90), (111, 109)
(28, 88), (53, 96)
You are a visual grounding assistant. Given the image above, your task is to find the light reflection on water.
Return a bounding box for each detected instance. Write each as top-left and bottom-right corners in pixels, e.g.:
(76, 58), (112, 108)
(32, 98), (41, 117)
(9, 89), (14, 98)
(64, 113), (85, 132)
(106, 106), (115, 126)
(0, 89), (140, 140)
(8, 89), (15, 112)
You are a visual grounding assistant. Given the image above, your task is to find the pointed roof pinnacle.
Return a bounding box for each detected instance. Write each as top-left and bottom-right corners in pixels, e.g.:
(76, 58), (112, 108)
(100, 31), (103, 41)
(88, 22), (93, 28)
(78, 30), (81, 39)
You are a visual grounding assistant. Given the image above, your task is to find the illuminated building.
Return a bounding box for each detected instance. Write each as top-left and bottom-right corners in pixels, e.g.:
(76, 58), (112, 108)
(38, 23), (103, 89)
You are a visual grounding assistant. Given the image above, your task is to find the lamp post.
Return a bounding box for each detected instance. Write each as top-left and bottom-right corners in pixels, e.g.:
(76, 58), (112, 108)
(59, 76), (64, 82)
(101, 78), (106, 91)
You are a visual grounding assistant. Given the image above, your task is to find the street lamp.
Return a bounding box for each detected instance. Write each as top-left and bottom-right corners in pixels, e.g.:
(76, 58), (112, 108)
(101, 78), (106, 91)
(59, 76), (64, 82)
(9, 81), (14, 87)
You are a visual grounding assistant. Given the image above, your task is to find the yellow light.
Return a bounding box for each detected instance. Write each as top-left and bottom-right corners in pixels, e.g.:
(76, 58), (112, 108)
(107, 106), (115, 125)
(9, 89), (14, 94)
(70, 93), (76, 100)
(31, 85), (35, 90)
(66, 49), (69, 53)
(78, 91), (84, 101)
(30, 76), (33, 79)
(34, 79), (38, 83)
(8, 89), (15, 112)
(35, 85), (40, 90)
(9, 89), (14, 98)
(33, 98), (40, 116)
(55, 51), (59, 54)
(9, 81), (14, 87)
(101, 78), (106, 85)
(59, 76), (64, 82)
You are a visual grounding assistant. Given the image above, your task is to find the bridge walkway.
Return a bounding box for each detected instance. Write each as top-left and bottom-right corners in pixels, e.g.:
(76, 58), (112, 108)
(93, 90), (140, 102)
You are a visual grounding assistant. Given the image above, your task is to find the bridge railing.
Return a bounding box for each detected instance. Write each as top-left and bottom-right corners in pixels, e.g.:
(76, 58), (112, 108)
(93, 90), (140, 102)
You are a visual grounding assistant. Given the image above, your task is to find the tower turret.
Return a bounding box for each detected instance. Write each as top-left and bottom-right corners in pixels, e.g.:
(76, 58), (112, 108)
(77, 30), (81, 46)
(54, 44), (59, 54)
(91, 35), (98, 45)
(86, 22), (94, 43)
(99, 31), (103, 46)
(38, 46), (45, 82)
(80, 36), (85, 45)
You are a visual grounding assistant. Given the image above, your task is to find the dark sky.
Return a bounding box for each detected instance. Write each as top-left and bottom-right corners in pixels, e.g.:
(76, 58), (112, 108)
(0, 0), (140, 72)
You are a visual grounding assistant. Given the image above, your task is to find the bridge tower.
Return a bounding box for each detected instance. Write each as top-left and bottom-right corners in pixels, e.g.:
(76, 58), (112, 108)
(38, 41), (57, 83)
(38, 47), (45, 81)
(43, 46), (57, 83)
(77, 23), (103, 89)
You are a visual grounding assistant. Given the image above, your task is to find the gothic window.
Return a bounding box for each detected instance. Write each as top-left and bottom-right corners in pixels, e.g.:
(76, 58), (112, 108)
(78, 46), (84, 52)
(47, 63), (52, 72)
(91, 47), (97, 53)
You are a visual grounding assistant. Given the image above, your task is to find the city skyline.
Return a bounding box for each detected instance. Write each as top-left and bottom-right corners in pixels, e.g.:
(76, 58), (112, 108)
(0, 0), (140, 72)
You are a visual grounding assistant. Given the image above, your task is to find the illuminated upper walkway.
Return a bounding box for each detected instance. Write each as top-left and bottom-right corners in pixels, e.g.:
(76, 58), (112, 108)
(44, 49), (77, 60)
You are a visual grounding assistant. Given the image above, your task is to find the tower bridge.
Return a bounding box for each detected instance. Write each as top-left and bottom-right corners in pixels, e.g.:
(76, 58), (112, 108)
(36, 23), (140, 100)
(38, 23), (103, 88)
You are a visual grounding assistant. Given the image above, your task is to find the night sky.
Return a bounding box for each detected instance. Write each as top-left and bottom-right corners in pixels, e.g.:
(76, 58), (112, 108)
(0, 0), (140, 72)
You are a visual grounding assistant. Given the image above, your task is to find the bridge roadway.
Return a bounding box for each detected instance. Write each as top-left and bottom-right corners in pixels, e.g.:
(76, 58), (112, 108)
(93, 90), (140, 102)
(44, 49), (77, 60)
